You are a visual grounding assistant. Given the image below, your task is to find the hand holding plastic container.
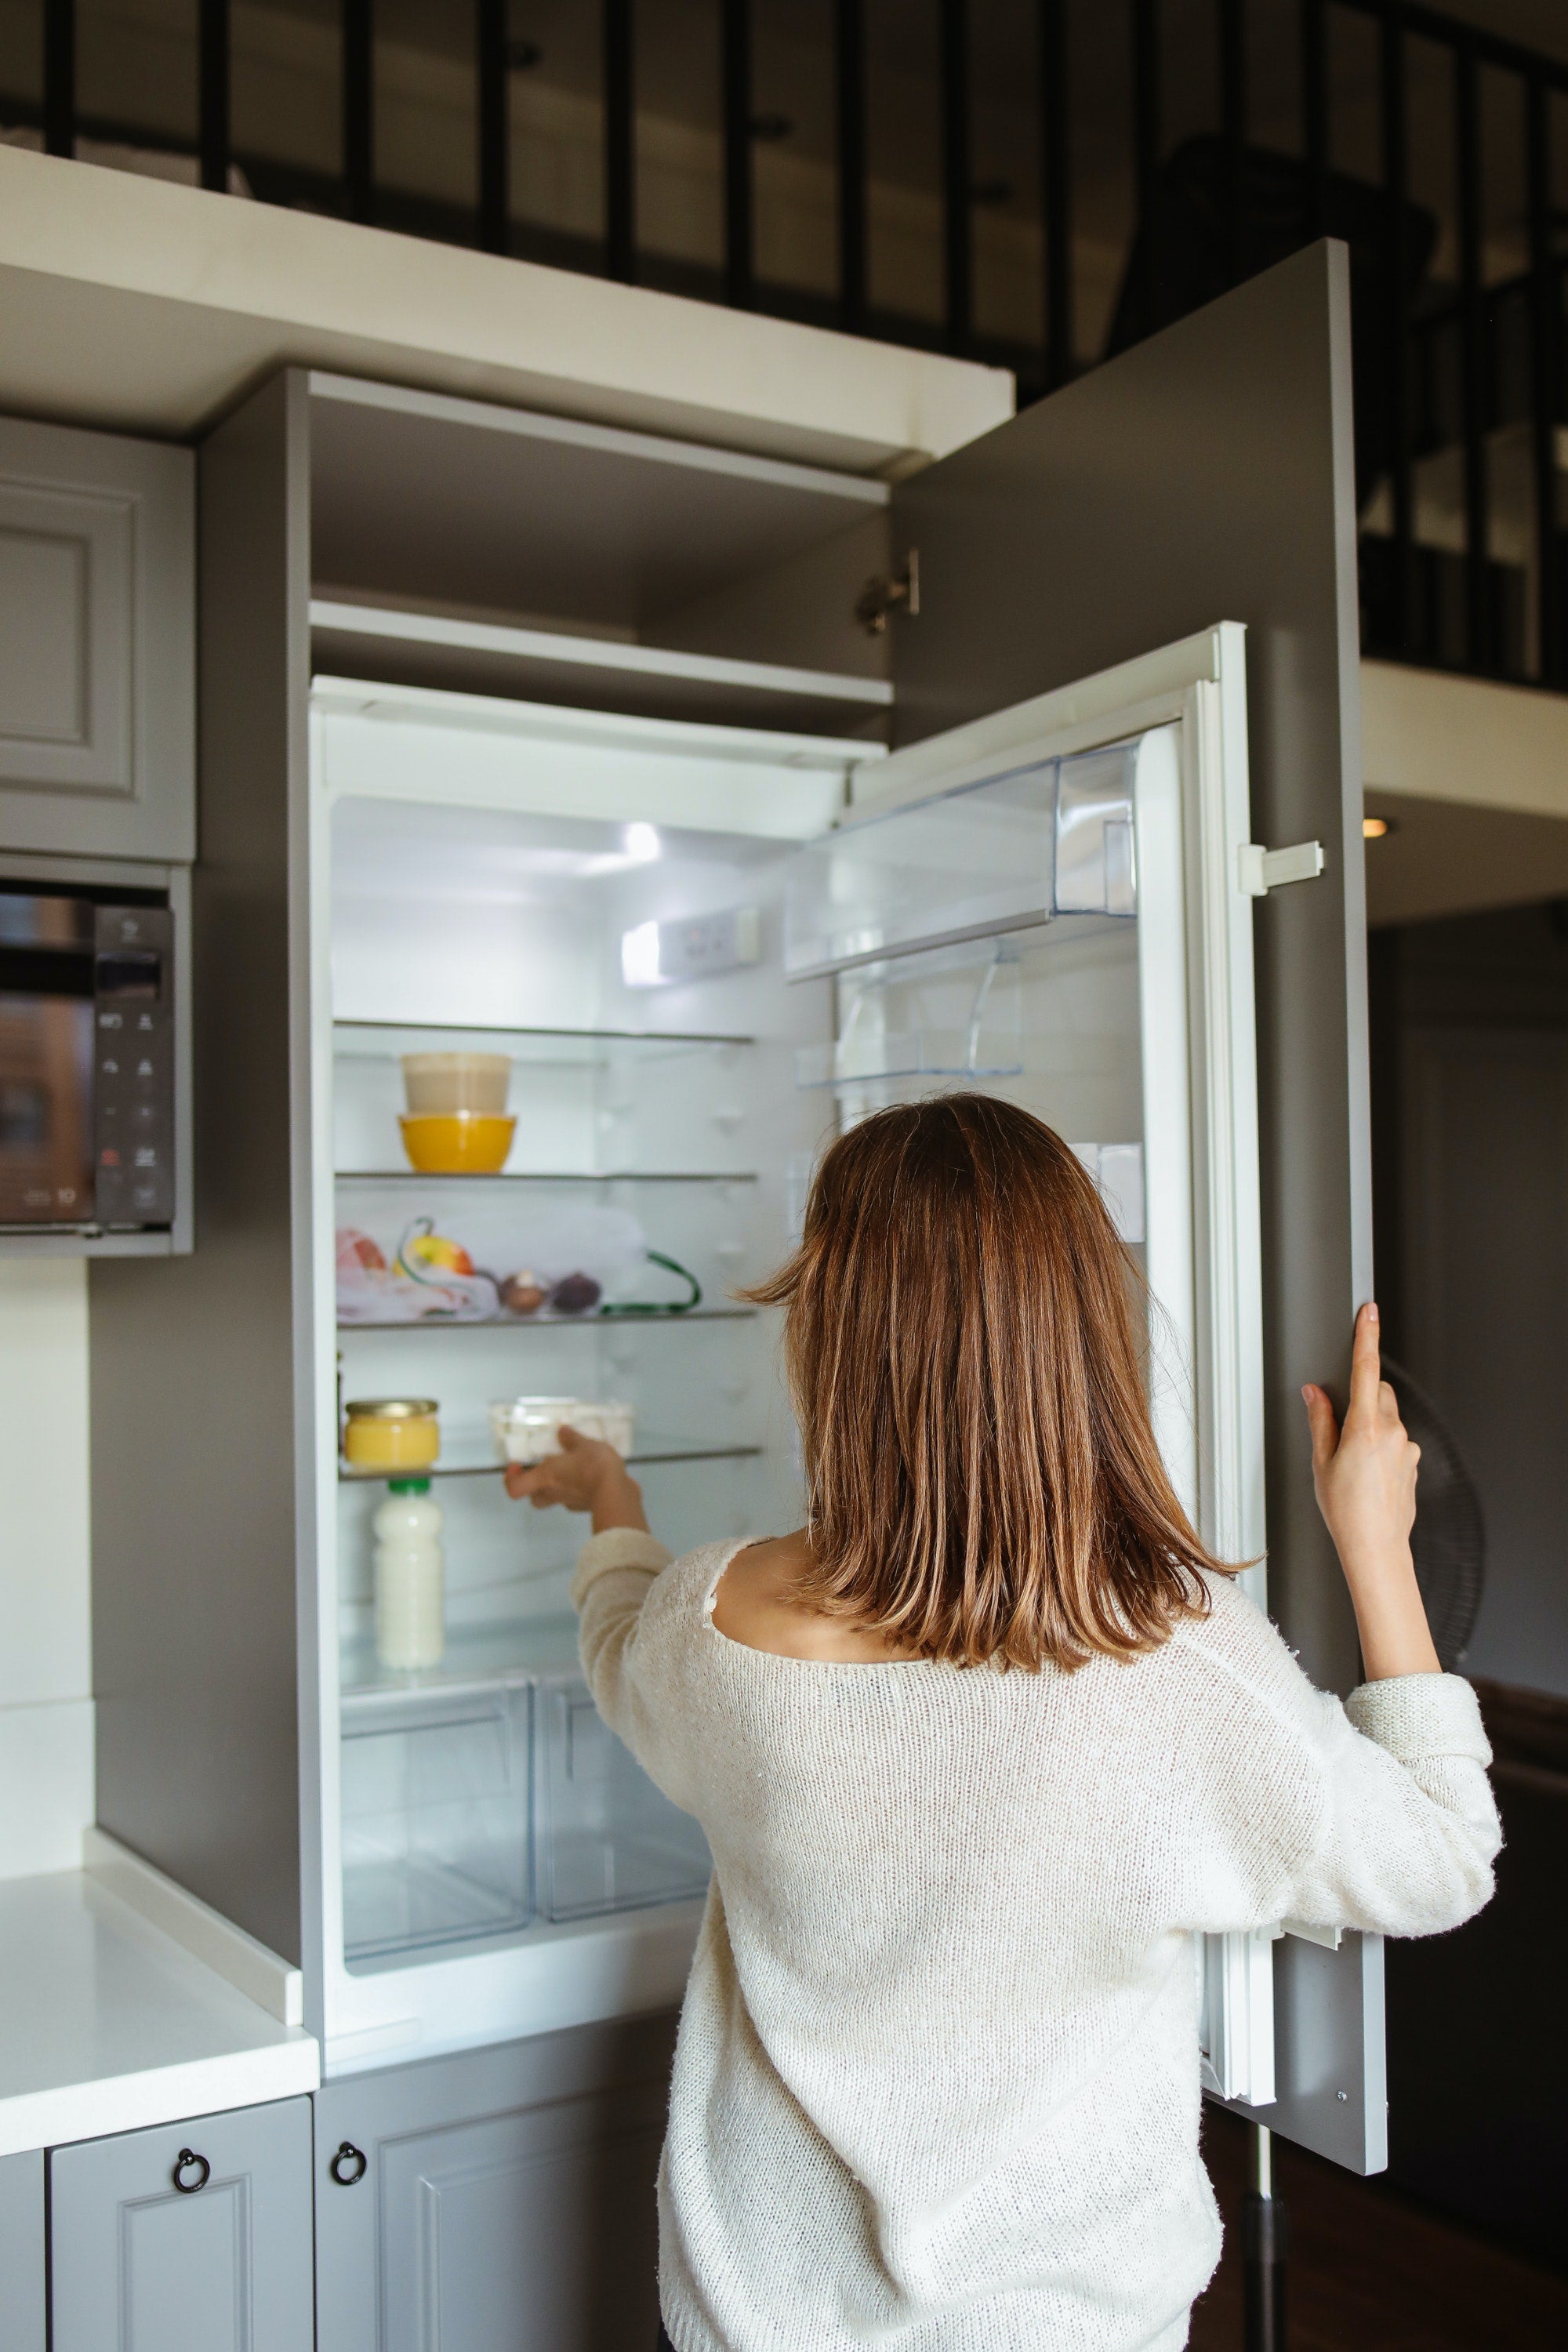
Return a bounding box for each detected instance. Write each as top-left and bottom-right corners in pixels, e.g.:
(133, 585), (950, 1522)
(489, 1396), (634, 1466)
(374, 1477), (445, 1670)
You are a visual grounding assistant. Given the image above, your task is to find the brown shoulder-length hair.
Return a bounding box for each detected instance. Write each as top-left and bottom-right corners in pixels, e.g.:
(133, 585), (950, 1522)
(740, 1093), (1233, 1671)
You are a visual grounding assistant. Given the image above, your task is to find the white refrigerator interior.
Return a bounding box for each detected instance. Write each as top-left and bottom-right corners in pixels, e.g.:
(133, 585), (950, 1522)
(308, 627), (1273, 2099)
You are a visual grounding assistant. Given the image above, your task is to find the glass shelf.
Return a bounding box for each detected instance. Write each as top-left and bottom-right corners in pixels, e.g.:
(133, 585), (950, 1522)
(338, 1437), (762, 1483)
(337, 1306), (756, 1332)
(334, 1020), (751, 1068)
(336, 1168), (758, 1185)
(341, 1613), (582, 1700)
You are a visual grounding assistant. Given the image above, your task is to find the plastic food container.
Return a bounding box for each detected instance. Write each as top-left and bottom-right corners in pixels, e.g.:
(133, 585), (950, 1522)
(399, 1112), (516, 1174)
(343, 1397), (441, 1471)
(488, 1396), (634, 1467)
(401, 1051), (513, 1116)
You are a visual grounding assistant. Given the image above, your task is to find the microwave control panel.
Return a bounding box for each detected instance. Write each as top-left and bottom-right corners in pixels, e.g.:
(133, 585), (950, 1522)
(92, 903), (176, 1229)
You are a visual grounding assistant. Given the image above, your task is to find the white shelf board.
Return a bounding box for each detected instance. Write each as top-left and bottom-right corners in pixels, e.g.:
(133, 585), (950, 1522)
(310, 597), (892, 731)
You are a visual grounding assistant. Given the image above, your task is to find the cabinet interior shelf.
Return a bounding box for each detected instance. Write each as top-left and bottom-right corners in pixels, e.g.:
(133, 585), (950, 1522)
(333, 1019), (753, 1068)
(339, 1439), (762, 1483)
(310, 597), (891, 732)
(338, 1307), (757, 1332)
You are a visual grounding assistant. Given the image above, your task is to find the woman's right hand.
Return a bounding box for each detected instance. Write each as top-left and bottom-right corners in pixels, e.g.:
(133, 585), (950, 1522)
(1301, 1305), (1439, 1679)
(503, 1425), (650, 1535)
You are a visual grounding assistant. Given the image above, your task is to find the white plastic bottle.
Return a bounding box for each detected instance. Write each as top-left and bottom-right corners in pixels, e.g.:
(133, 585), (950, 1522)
(374, 1477), (445, 1670)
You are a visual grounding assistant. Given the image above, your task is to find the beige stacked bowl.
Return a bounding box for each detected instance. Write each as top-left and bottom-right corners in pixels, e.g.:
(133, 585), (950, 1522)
(399, 1052), (516, 1174)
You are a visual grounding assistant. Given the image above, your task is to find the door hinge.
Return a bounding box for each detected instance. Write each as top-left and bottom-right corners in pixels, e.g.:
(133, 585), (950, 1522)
(1238, 839), (1325, 897)
(855, 548), (920, 635)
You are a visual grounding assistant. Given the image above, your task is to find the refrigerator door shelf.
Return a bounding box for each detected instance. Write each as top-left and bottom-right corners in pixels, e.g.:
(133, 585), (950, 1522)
(783, 740), (1139, 979)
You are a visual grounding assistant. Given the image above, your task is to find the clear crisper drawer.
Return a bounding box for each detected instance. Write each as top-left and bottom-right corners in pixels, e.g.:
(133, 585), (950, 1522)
(341, 1686), (535, 1961)
(542, 1679), (710, 1922)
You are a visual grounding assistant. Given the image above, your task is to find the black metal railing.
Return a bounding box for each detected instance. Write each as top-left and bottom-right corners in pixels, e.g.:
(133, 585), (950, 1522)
(14, 1), (1568, 688)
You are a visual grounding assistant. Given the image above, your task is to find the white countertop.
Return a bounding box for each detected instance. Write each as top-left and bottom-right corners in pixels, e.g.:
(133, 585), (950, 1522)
(0, 1867), (319, 2157)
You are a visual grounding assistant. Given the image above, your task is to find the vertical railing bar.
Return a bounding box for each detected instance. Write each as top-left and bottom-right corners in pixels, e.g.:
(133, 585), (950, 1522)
(1040, 0), (1073, 388)
(604, 0), (636, 282)
(1526, 71), (1560, 684)
(1381, 6), (1414, 659)
(835, 0), (868, 335)
(721, 0), (753, 308)
(941, 0), (973, 355)
(198, 0), (230, 193)
(1302, 0), (1329, 241)
(1456, 35), (1489, 670)
(1219, 0), (1247, 288)
(343, 0), (374, 226)
(43, 0), (74, 158)
(477, 0), (507, 254)
(1132, 0), (1161, 336)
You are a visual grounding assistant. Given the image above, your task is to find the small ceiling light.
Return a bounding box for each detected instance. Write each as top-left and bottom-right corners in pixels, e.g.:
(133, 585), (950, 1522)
(623, 822), (661, 864)
(1363, 815), (1396, 840)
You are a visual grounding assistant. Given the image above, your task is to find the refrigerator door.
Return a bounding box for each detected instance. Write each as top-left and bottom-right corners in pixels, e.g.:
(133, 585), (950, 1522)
(879, 241), (1378, 2171)
(806, 626), (1276, 2113)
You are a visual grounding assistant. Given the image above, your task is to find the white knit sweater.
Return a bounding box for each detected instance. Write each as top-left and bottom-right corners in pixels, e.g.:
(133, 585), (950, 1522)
(572, 1530), (1500, 2352)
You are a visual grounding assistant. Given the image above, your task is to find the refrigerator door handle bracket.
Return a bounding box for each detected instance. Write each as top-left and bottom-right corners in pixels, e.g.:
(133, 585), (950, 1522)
(1238, 840), (1326, 896)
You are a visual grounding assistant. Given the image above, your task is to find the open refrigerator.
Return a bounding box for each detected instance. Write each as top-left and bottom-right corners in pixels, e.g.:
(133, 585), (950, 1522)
(310, 623), (1279, 2107)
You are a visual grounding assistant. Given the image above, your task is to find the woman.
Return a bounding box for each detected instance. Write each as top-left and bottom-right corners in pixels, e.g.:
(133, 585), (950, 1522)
(506, 1094), (1497, 2352)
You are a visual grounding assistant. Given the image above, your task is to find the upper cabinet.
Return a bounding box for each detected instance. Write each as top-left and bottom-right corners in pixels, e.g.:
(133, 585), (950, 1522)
(0, 415), (194, 864)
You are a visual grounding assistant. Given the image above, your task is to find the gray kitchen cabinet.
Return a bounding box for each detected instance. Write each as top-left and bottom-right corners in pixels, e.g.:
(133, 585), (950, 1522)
(0, 2148), (45, 2352)
(314, 2013), (677, 2352)
(0, 412), (194, 862)
(49, 2095), (314, 2352)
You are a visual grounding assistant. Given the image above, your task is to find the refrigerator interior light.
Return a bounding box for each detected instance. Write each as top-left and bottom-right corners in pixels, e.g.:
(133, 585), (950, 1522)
(624, 822), (662, 863)
(621, 906), (762, 989)
(620, 920), (664, 987)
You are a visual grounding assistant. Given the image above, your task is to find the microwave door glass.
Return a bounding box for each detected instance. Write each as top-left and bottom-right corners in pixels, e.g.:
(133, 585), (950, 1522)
(0, 995), (95, 1227)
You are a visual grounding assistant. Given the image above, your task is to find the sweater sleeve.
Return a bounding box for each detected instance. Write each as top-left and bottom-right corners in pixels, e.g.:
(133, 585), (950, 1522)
(1278, 1671), (1501, 1939)
(1181, 1585), (1501, 1943)
(571, 1524), (673, 1730)
(570, 1526), (704, 1809)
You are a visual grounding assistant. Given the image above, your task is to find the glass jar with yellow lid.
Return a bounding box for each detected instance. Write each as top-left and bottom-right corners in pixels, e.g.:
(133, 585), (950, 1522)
(343, 1397), (441, 1473)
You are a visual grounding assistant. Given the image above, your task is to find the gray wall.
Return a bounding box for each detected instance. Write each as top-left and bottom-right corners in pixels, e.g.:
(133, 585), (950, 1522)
(1374, 903), (1568, 1698)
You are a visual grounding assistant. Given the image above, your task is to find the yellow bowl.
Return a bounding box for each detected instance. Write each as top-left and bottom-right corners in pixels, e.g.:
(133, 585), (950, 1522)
(398, 1112), (516, 1174)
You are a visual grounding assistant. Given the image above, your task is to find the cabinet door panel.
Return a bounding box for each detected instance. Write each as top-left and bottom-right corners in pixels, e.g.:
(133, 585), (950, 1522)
(316, 2016), (675, 2352)
(0, 2149), (45, 2352)
(887, 242), (1379, 2171)
(0, 414), (194, 861)
(49, 2096), (313, 2352)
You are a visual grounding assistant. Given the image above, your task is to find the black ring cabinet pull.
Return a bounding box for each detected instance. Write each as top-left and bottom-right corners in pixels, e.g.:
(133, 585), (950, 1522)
(172, 2148), (210, 2194)
(329, 2141), (368, 2187)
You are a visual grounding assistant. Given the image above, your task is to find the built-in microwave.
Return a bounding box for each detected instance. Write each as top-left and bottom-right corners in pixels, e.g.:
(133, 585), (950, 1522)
(0, 877), (185, 1244)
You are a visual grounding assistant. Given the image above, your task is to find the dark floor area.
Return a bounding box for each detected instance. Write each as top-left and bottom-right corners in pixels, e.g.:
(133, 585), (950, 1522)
(1190, 2107), (1568, 2350)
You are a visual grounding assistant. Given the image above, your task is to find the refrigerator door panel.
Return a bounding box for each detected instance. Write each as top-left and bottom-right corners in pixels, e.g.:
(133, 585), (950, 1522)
(880, 243), (1378, 2170)
(830, 629), (1272, 2109)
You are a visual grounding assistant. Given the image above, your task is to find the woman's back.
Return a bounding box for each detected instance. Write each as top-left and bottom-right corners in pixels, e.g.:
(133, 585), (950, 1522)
(573, 1529), (1497, 2352)
(506, 1096), (1500, 2350)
